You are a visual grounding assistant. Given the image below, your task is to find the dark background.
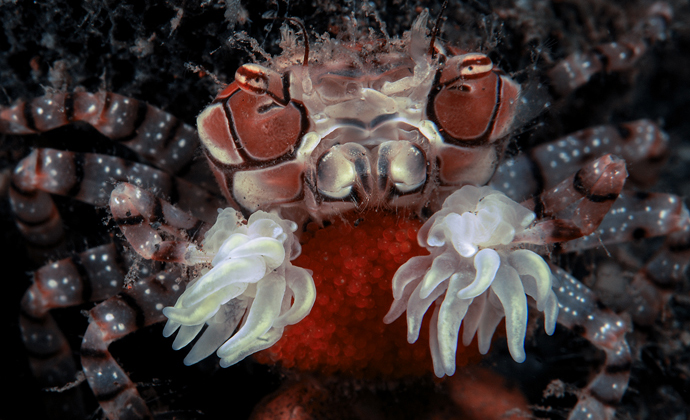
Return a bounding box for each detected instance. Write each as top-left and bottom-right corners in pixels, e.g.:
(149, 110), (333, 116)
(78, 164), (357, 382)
(2, 0), (689, 418)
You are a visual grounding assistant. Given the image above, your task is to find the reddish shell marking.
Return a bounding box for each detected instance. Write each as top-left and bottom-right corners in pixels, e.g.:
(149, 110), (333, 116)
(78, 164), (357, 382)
(227, 92), (302, 160)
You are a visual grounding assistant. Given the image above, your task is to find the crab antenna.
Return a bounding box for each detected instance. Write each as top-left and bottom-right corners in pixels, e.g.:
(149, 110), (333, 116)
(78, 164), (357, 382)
(429, 0), (449, 58)
(291, 18), (310, 67)
(267, 16), (310, 66)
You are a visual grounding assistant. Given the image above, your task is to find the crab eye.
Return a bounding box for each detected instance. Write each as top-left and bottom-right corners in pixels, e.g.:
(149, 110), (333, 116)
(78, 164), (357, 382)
(429, 53), (518, 143)
(234, 63), (289, 102)
(457, 53), (494, 79)
(437, 53), (494, 85)
(235, 64), (272, 95)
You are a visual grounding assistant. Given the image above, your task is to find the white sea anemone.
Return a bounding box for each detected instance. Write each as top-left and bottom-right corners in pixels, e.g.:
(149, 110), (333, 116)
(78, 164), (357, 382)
(162, 208), (316, 368)
(384, 185), (559, 378)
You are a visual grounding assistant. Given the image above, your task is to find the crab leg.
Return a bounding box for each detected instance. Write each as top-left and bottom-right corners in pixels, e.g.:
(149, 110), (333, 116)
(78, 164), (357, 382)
(110, 182), (210, 262)
(641, 221), (690, 290)
(81, 268), (183, 420)
(9, 148), (222, 252)
(516, 154), (627, 244)
(491, 120), (668, 202)
(548, 40), (646, 97)
(549, 191), (689, 325)
(551, 266), (632, 420)
(0, 92), (201, 175)
(547, 3), (670, 96)
(628, 220), (690, 325)
(560, 191), (689, 252)
(19, 243), (129, 418)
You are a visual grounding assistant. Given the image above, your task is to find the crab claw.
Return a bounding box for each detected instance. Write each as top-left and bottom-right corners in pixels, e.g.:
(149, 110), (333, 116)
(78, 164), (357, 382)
(162, 208), (316, 367)
(385, 185), (559, 377)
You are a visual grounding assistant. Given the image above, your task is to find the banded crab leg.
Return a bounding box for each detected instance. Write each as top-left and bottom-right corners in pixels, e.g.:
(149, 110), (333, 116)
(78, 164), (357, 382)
(492, 116), (688, 325)
(0, 92), (201, 176)
(576, 201), (690, 326)
(9, 148), (223, 254)
(550, 265), (633, 420)
(547, 2), (671, 97)
(44, 183), (213, 419)
(19, 243), (131, 418)
(628, 221), (690, 324)
(109, 182), (211, 262)
(80, 267), (183, 420)
(514, 153), (689, 327)
(516, 153), (627, 244)
(560, 191), (689, 252)
(538, 186), (689, 325)
(491, 120), (668, 202)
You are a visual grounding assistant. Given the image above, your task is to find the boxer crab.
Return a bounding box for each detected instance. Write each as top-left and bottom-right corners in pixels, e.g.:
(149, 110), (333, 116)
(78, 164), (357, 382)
(5, 2), (689, 419)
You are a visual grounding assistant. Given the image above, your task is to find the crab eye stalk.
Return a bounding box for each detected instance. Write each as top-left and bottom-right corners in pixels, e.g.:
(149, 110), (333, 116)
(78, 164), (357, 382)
(235, 63), (288, 104)
(235, 64), (272, 95)
(457, 53), (494, 79)
(436, 53), (495, 92)
(429, 53), (519, 143)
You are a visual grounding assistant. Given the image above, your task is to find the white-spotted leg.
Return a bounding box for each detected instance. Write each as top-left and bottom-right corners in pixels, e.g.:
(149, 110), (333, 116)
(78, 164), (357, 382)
(547, 2), (671, 97)
(109, 182), (211, 262)
(491, 120), (668, 202)
(80, 268), (183, 420)
(551, 265), (632, 420)
(9, 149), (222, 255)
(19, 243), (129, 418)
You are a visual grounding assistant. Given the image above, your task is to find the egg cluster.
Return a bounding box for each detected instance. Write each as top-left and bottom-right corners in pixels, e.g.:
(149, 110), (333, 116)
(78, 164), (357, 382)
(254, 211), (482, 377)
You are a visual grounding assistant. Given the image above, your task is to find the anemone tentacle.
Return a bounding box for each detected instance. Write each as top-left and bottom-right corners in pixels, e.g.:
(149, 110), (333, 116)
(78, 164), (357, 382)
(385, 185), (559, 377)
(163, 208), (316, 367)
